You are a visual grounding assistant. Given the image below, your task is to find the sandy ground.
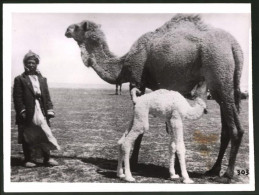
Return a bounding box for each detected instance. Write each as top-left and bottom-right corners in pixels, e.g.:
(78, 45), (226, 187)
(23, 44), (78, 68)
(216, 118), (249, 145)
(10, 88), (250, 184)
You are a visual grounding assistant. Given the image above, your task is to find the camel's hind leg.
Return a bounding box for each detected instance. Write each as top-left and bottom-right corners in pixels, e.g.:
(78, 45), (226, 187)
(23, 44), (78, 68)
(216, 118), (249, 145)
(205, 110), (230, 176)
(223, 104), (243, 179)
(202, 41), (244, 179)
(210, 99), (243, 179)
(204, 69), (243, 179)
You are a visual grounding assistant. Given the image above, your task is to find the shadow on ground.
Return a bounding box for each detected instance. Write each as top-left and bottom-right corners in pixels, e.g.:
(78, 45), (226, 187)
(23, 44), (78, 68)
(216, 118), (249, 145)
(11, 156), (24, 166)
(80, 157), (207, 180)
(11, 156), (53, 167)
(11, 154), (207, 180)
(11, 155), (230, 183)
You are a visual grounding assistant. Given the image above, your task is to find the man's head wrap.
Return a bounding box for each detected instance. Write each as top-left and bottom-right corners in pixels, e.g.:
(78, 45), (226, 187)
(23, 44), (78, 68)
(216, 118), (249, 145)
(23, 50), (40, 65)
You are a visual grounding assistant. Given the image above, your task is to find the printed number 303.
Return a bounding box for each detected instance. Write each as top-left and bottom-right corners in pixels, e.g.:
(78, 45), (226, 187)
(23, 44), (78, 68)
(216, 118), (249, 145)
(237, 169), (249, 175)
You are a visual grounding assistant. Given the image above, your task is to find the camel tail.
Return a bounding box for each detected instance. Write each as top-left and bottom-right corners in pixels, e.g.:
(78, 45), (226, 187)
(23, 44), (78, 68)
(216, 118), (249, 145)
(131, 88), (141, 104)
(232, 40), (244, 113)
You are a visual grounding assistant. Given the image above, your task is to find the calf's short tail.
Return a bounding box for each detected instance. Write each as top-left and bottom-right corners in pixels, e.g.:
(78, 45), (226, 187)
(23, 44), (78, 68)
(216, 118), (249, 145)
(131, 88), (141, 104)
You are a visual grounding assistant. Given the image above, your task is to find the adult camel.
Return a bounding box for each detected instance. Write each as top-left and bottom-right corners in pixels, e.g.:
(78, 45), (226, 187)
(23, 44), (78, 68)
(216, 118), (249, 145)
(65, 14), (244, 181)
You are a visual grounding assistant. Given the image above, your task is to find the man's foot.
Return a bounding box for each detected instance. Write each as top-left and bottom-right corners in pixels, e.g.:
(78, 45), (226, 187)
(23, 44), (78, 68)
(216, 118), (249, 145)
(24, 161), (36, 168)
(44, 158), (59, 166)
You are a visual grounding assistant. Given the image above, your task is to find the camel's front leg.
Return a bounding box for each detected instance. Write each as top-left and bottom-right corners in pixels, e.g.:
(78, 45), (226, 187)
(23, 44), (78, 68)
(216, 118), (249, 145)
(115, 84), (119, 95)
(117, 145), (125, 178)
(119, 84), (122, 95)
(167, 119), (180, 179)
(169, 137), (180, 179)
(177, 141), (193, 184)
(171, 115), (194, 184)
(166, 121), (181, 175)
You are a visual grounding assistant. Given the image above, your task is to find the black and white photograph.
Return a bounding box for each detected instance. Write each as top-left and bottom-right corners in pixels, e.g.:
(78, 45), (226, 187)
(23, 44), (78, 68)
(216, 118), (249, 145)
(3, 3), (253, 192)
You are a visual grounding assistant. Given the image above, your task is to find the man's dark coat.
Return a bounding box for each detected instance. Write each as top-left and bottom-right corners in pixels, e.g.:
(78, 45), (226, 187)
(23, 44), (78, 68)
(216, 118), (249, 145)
(13, 72), (53, 125)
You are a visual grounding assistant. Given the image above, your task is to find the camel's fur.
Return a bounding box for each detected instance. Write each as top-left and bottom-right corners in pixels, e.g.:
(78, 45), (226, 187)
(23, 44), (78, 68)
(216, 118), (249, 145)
(65, 14), (244, 179)
(117, 82), (207, 183)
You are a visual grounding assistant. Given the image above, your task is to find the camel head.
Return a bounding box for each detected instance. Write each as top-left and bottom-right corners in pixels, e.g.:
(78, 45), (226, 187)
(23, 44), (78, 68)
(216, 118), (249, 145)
(190, 80), (207, 99)
(191, 80), (208, 113)
(65, 20), (104, 45)
(65, 20), (110, 67)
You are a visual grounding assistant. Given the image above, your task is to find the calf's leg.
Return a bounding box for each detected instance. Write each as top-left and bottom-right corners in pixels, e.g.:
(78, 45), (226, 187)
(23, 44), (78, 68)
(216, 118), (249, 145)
(171, 114), (193, 184)
(117, 136), (125, 178)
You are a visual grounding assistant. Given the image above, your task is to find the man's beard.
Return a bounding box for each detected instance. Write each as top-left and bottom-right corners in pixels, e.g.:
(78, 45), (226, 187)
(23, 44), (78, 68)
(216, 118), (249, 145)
(25, 66), (37, 75)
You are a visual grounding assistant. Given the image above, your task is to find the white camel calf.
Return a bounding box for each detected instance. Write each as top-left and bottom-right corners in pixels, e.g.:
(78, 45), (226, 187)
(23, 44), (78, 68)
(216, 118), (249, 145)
(117, 81), (207, 183)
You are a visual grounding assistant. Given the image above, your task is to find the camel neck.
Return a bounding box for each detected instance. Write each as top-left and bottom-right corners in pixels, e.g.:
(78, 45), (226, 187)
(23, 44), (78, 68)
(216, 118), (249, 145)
(81, 43), (123, 84)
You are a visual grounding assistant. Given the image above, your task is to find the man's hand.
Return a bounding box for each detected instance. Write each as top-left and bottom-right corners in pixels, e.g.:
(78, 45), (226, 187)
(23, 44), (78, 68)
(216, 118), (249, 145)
(47, 110), (55, 119)
(21, 112), (26, 119)
(47, 114), (55, 119)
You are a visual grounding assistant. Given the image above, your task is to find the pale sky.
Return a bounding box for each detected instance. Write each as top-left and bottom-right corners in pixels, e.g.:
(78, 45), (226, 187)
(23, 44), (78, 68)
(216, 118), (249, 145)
(11, 13), (250, 90)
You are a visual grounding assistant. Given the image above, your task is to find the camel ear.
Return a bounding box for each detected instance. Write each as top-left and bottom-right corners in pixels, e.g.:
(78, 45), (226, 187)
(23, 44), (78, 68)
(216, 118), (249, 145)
(82, 21), (89, 31)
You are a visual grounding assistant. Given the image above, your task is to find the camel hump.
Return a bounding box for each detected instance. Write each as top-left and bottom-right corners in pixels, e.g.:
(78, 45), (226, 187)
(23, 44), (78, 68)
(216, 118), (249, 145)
(170, 14), (202, 23)
(156, 14), (209, 32)
(128, 32), (154, 53)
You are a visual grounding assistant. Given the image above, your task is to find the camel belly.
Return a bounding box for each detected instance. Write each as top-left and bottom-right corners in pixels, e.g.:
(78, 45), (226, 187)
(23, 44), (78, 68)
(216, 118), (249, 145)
(146, 38), (202, 94)
(145, 70), (201, 95)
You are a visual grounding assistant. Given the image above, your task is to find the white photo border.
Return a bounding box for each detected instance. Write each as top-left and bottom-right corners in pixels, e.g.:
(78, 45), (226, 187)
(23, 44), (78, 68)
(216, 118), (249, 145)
(3, 3), (254, 192)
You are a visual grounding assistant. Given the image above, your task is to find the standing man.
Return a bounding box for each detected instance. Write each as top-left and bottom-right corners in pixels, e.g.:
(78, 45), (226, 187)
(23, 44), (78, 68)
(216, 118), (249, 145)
(13, 50), (60, 167)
